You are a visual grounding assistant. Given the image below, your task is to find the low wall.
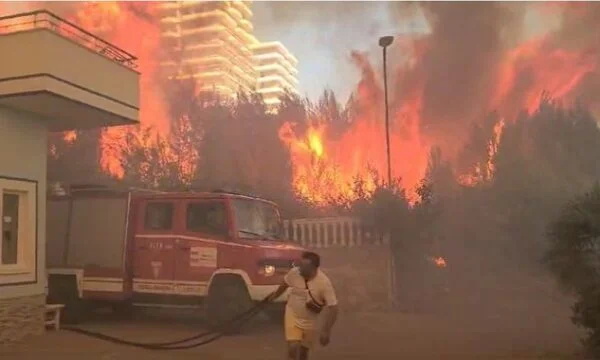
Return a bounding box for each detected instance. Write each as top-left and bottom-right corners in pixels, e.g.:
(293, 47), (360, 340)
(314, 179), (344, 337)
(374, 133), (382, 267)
(290, 217), (572, 319)
(315, 245), (390, 312)
(0, 294), (45, 344)
(310, 245), (572, 318)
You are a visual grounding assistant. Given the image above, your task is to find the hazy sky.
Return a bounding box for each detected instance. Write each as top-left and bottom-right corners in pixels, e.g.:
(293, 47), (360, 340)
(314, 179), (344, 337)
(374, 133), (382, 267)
(251, 1), (556, 104)
(252, 1), (408, 103)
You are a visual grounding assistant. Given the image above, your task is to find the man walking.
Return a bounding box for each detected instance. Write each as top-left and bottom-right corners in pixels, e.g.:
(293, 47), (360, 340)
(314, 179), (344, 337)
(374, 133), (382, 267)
(269, 251), (339, 360)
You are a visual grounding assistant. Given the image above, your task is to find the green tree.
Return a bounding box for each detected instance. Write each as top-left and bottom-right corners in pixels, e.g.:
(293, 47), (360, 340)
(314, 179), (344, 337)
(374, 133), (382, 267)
(545, 184), (600, 357)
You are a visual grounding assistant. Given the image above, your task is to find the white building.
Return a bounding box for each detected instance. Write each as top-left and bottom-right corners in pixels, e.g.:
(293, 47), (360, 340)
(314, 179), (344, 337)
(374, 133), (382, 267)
(251, 41), (299, 109)
(157, 1), (299, 107)
(157, 1), (258, 96)
(0, 10), (139, 342)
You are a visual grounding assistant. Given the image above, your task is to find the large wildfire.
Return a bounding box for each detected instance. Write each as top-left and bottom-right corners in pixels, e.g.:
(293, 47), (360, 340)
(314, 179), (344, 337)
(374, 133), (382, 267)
(5, 2), (599, 206)
(278, 2), (599, 204)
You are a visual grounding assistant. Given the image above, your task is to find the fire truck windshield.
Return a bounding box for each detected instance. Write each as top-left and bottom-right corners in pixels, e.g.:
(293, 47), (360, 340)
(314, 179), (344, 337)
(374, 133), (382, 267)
(232, 199), (282, 241)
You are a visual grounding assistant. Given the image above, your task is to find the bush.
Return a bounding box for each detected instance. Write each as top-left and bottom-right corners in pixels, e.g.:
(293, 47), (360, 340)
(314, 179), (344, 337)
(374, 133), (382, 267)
(545, 183), (600, 357)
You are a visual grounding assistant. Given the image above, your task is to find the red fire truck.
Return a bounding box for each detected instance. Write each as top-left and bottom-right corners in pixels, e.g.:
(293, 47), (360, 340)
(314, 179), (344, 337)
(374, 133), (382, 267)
(46, 186), (305, 324)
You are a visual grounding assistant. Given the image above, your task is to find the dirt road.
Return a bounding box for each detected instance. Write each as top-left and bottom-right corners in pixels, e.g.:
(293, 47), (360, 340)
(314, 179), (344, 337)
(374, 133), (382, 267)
(0, 308), (582, 360)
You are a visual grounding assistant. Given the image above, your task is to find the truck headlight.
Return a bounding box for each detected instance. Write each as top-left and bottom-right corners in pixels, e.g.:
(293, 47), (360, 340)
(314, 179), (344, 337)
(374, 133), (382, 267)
(260, 264), (276, 277)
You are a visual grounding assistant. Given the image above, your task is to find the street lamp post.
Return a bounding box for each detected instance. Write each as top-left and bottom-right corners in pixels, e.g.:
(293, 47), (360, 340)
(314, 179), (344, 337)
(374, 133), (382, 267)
(379, 35), (394, 187)
(379, 35), (396, 310)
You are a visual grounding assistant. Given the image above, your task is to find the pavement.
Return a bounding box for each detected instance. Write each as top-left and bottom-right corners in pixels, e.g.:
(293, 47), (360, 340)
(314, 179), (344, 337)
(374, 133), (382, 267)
(0, 307), (583, 360)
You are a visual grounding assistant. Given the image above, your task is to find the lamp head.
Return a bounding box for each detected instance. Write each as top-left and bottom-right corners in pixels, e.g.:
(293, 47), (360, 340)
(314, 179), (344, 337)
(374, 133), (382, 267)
(379, 36), (394, 48)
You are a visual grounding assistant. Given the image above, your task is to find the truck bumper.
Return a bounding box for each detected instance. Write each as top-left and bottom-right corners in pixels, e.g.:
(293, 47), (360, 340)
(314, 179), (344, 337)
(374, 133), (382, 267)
(248, 284), (289, 303)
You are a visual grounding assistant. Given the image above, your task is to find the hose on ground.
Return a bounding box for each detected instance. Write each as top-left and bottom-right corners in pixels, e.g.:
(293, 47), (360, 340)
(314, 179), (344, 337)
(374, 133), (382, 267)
(63, 295), (272, 350)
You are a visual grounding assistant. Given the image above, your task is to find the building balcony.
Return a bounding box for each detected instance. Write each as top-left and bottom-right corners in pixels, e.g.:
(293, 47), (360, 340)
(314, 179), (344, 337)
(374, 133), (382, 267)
(257, 66), (299, 87)
(253, 53), (299, 75)
(0, 10), (139, 131)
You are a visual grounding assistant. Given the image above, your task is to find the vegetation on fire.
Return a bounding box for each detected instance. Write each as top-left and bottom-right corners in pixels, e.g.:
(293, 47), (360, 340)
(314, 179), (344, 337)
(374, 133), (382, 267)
(47, 81), (600, 352)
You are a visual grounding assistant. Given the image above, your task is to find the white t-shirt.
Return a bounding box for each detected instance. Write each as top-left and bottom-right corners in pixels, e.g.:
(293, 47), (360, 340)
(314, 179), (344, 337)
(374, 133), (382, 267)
(284, 267), (337, 329)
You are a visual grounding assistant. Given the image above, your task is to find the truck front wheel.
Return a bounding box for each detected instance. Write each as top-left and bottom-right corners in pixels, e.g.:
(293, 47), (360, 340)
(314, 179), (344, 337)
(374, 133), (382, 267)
(205, 275), (255, 334)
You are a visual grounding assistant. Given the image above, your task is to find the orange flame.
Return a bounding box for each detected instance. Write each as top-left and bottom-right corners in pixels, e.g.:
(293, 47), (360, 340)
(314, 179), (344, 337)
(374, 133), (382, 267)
(70, 2), (170, 178)
(53, 2), (598, 199)
(493, 36), (597, 119)
(284, 30), (596, 201)
(458, 118), (505, 187)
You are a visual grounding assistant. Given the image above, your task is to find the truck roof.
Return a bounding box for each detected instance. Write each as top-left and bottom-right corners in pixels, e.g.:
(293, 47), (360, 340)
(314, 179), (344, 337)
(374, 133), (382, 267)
(51, 185), (277, 207)
(134, 191), (277, 206)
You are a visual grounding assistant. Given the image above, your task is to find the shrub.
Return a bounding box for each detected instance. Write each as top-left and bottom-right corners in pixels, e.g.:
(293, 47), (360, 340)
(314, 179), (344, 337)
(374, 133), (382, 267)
(545, 183), (600, 357)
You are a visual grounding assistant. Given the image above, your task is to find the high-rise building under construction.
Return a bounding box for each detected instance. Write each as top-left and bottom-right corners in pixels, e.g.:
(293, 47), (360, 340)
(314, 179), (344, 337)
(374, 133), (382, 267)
(157, 1), (298, 107)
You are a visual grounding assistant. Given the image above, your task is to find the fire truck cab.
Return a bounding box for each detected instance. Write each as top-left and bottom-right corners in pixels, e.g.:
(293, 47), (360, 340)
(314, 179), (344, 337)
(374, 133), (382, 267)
(46, 186), (305, 324)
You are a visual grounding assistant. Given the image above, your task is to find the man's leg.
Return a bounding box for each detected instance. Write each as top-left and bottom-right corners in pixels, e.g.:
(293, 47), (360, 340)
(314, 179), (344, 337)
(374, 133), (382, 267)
(286, 342), (309, 360)
(284, 308), (303, 359)
(296, 326), (315, 360)
(297, 346), (309, 360)
(287, 341), (302, 360)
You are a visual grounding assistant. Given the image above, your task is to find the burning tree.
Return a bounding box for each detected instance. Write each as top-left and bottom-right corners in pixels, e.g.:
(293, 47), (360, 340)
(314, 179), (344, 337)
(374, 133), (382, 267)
(47, 129), (114, 187)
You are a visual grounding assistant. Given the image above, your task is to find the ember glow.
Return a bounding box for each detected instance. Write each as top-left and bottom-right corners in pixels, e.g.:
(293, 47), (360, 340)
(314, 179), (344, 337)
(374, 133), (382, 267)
(426, 255), (447, 268)
(434, 257), (447, 268)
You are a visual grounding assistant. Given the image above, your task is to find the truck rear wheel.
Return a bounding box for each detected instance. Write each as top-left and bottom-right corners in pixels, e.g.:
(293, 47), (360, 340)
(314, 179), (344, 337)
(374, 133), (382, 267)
(47, 275), (88, 324)
(205, 275), (255, 334)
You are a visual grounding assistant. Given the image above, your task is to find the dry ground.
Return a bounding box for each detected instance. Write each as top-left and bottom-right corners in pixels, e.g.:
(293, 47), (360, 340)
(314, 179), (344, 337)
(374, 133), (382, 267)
(0, 306), (583, 360)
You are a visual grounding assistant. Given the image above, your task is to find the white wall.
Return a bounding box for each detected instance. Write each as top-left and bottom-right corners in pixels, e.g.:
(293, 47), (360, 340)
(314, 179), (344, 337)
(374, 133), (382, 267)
(0, 106), (47, 299)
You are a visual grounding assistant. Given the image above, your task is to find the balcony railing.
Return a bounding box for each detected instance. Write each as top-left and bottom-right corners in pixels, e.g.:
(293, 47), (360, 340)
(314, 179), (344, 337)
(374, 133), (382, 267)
(0, 10), (138, 70)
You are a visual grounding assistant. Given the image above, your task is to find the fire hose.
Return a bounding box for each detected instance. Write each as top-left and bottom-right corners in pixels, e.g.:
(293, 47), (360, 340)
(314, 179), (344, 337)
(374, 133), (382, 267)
(62, 295), (273, 350)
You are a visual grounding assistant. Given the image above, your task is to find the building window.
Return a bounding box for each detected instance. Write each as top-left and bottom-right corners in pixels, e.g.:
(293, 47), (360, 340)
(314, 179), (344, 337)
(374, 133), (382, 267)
(144, 202), (173, 231)
(0, 178), (36, 284)
(2, 193), (19, 265)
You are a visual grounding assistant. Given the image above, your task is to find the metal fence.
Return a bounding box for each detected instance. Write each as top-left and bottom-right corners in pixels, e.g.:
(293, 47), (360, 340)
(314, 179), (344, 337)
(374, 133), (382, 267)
(283, 217), (389, 248)
(0, 10), (138, 70)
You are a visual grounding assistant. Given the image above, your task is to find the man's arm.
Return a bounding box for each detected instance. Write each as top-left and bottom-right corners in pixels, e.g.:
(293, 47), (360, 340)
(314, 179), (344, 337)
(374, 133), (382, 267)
(268, 282), (289, 301)
(319, 280), (339, 345)
(268, 268), (294, 301)
(321, 305), (338, 334)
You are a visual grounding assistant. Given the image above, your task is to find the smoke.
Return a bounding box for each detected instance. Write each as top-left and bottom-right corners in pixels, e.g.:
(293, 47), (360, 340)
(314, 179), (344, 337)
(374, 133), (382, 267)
(253, 1), (401, 101)
(548, 2), (600, 50)
(382, 2), (600, 162)
(549, 3), (600, 117)
(259, 1), (376, 24)
(409, 3), (521, 153)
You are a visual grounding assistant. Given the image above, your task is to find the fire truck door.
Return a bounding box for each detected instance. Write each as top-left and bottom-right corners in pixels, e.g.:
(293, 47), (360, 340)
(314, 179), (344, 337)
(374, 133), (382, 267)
(132, 200), (178, 292)
(174, 200), (228, 286)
